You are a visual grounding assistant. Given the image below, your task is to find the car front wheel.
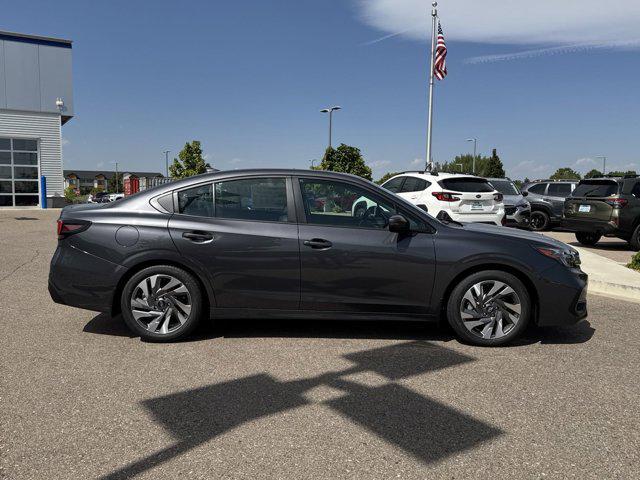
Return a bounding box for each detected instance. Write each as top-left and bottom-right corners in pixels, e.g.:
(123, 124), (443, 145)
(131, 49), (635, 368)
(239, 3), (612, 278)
(446, 270), (531, 346)
(529, 211), (550, 231)
(120, 265), (204, 342)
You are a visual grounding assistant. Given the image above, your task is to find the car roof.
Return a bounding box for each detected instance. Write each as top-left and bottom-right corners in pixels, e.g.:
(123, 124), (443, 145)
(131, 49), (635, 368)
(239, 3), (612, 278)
(388, 172), (488, 181)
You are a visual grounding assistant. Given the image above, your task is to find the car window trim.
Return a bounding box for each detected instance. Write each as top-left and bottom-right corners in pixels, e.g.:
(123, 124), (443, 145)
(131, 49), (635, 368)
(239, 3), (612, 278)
(171, 176), (296, 223)
(293, 175), (435, 234)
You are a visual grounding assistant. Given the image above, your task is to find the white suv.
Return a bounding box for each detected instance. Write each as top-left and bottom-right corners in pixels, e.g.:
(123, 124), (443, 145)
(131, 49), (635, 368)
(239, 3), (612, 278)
(378, 172), (505, 225)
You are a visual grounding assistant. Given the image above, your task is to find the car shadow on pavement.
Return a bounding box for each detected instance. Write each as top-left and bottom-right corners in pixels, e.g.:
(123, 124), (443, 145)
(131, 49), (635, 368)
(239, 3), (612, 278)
(100, 341), (503, 480)
(84, 314), (595, 346)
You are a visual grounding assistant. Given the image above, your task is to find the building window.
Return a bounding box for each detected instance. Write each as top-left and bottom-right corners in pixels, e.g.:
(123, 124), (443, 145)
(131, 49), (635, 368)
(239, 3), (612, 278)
(0, 138), (39, 207)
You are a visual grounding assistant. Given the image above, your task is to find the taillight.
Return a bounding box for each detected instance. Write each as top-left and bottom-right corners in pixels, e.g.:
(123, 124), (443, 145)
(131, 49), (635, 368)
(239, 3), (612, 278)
(605, 198), (628, 208)
(432, 191), (460, 202)
(494, 193), (503, 202)
(57, 219), (90, 239)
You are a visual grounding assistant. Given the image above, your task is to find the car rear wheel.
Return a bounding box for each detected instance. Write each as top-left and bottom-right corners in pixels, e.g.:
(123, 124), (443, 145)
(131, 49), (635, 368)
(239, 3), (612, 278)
(529, 211), (550, 231)
(446, 270), (531, 346)
(575, 232), (602, 246)
(121, 265), (203, 342)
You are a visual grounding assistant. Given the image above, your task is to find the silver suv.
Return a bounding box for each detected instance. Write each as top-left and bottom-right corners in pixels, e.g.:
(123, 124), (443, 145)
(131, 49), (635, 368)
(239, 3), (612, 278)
(522, 180), (578, 231)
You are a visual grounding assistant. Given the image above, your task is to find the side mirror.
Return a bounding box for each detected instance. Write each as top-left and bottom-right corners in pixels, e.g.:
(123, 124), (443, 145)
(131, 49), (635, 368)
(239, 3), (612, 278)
(388, 214), (410, 233)
(521, 191), (529, 197)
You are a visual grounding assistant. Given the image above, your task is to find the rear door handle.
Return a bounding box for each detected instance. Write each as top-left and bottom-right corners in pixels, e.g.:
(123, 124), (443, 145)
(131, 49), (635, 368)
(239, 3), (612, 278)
(303, 238), (333, 249)
(182, 231), (214, 243)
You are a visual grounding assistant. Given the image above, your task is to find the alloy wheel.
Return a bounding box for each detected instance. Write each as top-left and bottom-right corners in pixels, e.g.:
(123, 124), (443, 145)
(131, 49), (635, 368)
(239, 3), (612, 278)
(130, 274), (192, 335)
(530, 213), (544, 230)
(459, 280), (522, 340)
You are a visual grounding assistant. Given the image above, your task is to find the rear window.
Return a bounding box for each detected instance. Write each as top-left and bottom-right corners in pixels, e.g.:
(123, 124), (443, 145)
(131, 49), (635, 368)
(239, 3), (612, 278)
(489, 180), (519, 195)
(400, 177), (429, 193)
(438, 178), (494, 193)
(572, 180), (619, 197)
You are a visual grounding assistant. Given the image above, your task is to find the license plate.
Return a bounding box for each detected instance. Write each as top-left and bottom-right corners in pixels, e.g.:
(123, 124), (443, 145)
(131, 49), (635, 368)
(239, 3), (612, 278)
(579, 205), (591, 213)
(471, 202), (483, 211)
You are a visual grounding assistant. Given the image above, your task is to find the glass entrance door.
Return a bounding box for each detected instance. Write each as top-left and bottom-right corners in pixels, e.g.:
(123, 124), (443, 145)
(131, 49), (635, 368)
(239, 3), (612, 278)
(0, 138), (40, 207)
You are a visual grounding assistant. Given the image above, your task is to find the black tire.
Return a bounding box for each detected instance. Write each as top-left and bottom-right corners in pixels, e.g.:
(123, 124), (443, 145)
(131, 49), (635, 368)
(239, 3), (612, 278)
(630, 224), (640, 251)
(575, 231), (602, 246)
(446, 270), (531, 347)
(120, 265), (204, 342)
(529, 211), (550, 231)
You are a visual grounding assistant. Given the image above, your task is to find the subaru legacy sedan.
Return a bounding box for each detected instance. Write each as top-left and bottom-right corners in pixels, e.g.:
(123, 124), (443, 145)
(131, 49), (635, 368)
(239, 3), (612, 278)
(49, 169), (588, 346)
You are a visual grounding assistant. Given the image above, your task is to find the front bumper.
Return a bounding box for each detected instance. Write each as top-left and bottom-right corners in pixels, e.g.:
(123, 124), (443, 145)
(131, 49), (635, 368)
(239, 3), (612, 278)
(505, 206), (531, 227)
(536, 264), (588, 326)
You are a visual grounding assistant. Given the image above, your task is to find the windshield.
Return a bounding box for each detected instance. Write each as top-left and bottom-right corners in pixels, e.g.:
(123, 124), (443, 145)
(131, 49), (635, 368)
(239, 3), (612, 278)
(489, 180), (519, 195)
(572, 180), (619, 197)
(439, 178), (495, 193)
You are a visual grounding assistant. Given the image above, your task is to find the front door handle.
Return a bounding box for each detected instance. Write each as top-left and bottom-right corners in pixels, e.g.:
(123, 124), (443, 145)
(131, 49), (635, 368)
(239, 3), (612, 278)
(303, 238), (333, 249)
(182, 231), (214, 243)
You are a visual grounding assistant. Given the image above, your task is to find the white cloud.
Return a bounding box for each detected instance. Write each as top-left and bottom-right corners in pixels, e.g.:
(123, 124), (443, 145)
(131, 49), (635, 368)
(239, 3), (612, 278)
(410, 158), (423, 166)
(228, 158), (243, 165)
(96, 161), (105, 168)
(357, 1), (640, 47)
(61, 137), (70, 146)
(370, 160), (392, 169)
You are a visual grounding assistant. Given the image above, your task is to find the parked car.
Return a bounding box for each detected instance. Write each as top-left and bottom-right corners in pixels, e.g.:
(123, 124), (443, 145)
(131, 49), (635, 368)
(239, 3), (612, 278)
(378, 172), (505, 226)
(486, 177), (531, 227)
(49, 169), (587, 347)
(109, 193), (125, 202)
(521, 179), (578, 231)
(87, 191), (109, 204)
(563, 175), (640, 250)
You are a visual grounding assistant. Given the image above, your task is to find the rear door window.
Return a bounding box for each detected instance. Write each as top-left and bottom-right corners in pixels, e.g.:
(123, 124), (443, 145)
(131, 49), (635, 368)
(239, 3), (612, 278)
(438, 178), (494, 192)
(547, 183), (573, 197)
(381, 176), (405, 193)
(572, 180), (619, 197)
(177, 184), (214, 217)
(527, 183), (547, 195)
(400, 177), (429, 193)
(215, 177), (289, 222)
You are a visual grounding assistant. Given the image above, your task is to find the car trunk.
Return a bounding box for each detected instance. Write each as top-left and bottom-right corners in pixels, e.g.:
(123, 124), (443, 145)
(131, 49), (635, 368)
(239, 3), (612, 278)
(437, 178), (498, 214)
(564, 180), (620, 221)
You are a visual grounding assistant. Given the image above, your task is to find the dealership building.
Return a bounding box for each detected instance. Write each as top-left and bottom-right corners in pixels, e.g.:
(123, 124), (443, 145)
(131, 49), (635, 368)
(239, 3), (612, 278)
(0, 30), (73, 208)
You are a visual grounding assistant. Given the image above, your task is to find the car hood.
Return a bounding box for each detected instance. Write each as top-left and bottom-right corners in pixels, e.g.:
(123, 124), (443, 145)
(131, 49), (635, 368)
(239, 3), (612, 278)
(460, 222), (572, 250)
(502, 194), (525, 206)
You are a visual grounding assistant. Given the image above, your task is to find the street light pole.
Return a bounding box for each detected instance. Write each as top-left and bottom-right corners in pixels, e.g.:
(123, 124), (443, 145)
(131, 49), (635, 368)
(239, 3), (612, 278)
(163, 150), (171, 177)
(467, 138), (477, 174)
(596, 155), (607, 175)
(320, 106), (341, 149)
(115, 162), (119, 193)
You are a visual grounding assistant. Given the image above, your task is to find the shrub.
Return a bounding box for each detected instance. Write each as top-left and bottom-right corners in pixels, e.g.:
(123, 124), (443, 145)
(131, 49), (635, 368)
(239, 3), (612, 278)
(628, 251), (640, 272)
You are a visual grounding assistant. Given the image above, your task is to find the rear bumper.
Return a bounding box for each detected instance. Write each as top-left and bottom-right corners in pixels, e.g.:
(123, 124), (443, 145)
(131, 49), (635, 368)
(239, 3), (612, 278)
(449, 211), (504, 226)
(536, 265), (588, 326)
(49, 244), (125, 312)
(562, 217), (619, 235)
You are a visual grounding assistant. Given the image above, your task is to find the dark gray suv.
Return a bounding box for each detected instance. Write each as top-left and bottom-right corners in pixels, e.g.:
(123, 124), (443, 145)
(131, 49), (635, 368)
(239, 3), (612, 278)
(49, 169), (588, 346)
(522, 180), (578, 231)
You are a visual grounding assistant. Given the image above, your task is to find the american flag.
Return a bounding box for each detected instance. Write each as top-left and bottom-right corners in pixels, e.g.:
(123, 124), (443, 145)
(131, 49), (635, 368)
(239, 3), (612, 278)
(433, 21), (447, 80)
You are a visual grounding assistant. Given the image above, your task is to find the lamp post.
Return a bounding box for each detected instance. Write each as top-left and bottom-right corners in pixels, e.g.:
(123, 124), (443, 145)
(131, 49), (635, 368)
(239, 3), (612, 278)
(466, 138), (477, 174)
(596, 155), (607, 175)
(114, 162), (119, 193)
(163, 150), (171, 177)
(320, 106), (341, 149)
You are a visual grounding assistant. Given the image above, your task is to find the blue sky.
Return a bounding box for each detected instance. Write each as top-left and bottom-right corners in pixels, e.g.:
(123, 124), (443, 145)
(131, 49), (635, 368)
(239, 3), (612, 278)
(3, 0), (639, 180)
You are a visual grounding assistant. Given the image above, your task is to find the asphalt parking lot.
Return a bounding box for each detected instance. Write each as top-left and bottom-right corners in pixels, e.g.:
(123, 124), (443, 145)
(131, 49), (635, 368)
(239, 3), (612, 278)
(1, 210), (639, 479)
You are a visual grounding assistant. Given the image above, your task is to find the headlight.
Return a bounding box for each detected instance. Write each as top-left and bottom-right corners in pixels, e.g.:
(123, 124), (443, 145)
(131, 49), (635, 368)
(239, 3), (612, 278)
(516, 201), (530, 209)
(535, 246), (581, 268)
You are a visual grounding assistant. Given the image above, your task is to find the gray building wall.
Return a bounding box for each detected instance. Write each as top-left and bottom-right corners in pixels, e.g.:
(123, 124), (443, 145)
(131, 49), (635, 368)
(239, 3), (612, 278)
(0, 110), (63, 199)
(0, 35), (73, 116)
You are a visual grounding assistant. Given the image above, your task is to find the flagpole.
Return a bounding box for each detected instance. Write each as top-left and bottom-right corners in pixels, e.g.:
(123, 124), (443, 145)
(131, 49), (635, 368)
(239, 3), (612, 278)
(425, 1), (438, 172)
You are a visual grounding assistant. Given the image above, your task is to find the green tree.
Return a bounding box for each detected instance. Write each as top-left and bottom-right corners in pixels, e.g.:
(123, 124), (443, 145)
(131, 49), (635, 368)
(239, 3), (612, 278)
(513, 179), (523, 190)
(584, 169), (603, 179)
(550, 167), (581, 180)
(64, 186), (78, 203)
(484, 149), (505, 178)
(606, 170), (637, 177)
(169, 141), (211, 179)
(317, 144), (372, 181)
(376, 171), (401, 185)
(108, 173), (123, 193)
